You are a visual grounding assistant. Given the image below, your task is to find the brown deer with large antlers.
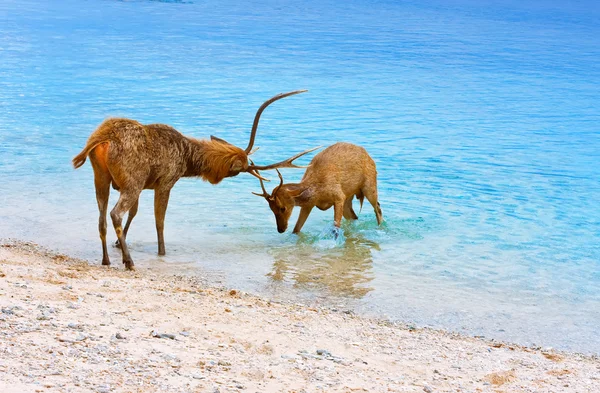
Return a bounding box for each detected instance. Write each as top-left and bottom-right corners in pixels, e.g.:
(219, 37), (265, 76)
(73, 90), (315, 270)
(253, 142), (383, 236)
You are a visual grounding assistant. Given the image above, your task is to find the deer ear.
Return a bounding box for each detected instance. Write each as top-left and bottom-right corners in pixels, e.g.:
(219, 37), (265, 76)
(230, 159), (244, 172)
(288, 188), (312, 202)
(211, 135), (232, 145)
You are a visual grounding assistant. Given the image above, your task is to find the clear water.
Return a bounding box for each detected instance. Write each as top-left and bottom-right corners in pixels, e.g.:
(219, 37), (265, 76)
(1, 0), (599, 353)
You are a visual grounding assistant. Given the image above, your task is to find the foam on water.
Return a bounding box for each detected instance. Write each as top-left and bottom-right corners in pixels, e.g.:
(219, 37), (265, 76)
(0, 0), (599, 353)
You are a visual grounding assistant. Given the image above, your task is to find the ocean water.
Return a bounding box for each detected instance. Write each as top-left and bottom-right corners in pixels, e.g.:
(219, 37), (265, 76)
(1, 0), (599, 353)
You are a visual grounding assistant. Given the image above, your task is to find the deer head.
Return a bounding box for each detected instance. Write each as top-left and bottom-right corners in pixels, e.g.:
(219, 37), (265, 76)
(207, 90), (318, 182)
(252, 169), (305, 233)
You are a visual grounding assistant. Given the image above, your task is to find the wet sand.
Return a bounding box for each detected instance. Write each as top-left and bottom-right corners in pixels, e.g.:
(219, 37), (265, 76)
(0, 240), (598, 392)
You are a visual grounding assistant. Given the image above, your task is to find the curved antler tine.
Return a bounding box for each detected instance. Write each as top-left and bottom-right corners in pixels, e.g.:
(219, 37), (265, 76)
(276, 169), (284, 189)
(249, 147), (260, 155)
(260, 171), (269, 195)
(247, 160), (270, 182)
(250, 169), (271, 198)
(248, 169), (270, 182)
(247, 145), (322, 171)
(249, 160), (270, 192)
(245, 89), (308, 153)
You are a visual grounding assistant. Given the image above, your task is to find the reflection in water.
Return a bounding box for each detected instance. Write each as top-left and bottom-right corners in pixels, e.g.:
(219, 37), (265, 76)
(267, 222), (380, 298)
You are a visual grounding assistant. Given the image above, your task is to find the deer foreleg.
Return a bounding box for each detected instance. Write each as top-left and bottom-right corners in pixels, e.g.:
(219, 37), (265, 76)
(332, 200), (345, 239)
(333, 200), (344, 228)
(154, 188), (171, 256)
(343, 197), (358, 220)
(292, 206), (313, 234)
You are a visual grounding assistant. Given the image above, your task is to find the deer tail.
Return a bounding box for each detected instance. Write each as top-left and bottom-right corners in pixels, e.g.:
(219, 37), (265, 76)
(357, 190), (365, 213)
(72, 149), (89, 169)
(72, 136), (109, 169)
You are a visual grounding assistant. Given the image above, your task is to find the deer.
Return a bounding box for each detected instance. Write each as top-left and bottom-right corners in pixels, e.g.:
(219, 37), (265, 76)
(253, 142), (383, 237)
(72, 90), (317, 270)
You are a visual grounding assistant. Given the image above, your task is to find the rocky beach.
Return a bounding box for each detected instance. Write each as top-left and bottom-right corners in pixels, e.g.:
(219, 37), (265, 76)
(0, 240), (598, 392)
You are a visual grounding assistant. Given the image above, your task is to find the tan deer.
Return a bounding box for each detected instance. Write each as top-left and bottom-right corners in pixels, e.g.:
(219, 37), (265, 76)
(253, 142), (383, 236)
(73, 90), (316, 270)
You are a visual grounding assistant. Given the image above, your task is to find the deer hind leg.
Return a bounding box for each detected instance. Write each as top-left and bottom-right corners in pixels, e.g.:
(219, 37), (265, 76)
(90, 144), (112, 266)
(343, 197), (358, 220)
(110, 189), (142, 270)
(363, 180), (383, 226)
(115, 198), (139, 249)
(154, 188), (171, 256)
(95, 179), (111, 266)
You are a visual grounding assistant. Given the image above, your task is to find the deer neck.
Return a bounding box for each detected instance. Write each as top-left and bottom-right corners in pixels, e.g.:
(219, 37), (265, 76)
(183, 138), (208, 177)
(183, 138), (247, 185)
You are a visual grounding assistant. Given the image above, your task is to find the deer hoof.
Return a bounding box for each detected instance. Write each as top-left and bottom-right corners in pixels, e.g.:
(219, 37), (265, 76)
(124, 261), (135, 271)
(101, 258), (110, 266)
(332, 226), (341, 239)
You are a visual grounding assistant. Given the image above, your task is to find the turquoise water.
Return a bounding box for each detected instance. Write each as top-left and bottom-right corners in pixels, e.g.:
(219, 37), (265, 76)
(1, 0), (599, 353)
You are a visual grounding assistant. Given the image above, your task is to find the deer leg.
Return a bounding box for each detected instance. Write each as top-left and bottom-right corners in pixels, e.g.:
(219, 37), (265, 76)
(333, 199), (345, 228)
(331, 199), (345, 238)
(115, 198), (139, 249)
(343, 197), (358, 220)
(363, 183), (383, 225)
(90, 149), (112, 266)
(292, 206), (313, 234)
(154, 188), (171, 256)
(94, 177), (111, 266)
(110, 190), (141, 270)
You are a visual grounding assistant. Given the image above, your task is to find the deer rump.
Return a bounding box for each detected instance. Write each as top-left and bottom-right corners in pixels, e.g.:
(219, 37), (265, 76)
(301, 143), (375, 209)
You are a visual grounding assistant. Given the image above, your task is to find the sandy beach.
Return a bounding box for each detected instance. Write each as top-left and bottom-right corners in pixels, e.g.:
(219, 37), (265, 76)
(0, 240), (598, 393)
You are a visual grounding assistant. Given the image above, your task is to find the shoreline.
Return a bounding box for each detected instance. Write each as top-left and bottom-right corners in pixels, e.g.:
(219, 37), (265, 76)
(1, 240), (598, 392)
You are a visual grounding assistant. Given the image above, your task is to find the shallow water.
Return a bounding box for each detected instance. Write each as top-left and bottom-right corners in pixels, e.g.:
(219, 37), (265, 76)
(1, 0), (599, 353)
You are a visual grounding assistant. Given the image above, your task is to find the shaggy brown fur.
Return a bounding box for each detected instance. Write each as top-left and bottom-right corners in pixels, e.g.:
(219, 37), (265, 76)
(73, 90), (307, 270)
(73, 118), (251, 270)
(255, 142), (383, 236)
(185, 139), (251, 184)
(74, 120), (249, 184)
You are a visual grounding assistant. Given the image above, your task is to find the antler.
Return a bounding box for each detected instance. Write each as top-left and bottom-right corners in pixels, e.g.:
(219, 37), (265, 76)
(247, 146), (322, 171)
(251, 169), (284, 199)
(247, 160), (270, 182)
(251, 169), (271, 198)
(247, 169), (270, 182)
(275, 169), (284, 190)
(245, 90), (307, 153)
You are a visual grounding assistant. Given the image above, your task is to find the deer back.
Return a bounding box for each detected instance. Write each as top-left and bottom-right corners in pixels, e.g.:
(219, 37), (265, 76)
(89, 119), (189, 189)
(301, 142), (376, 197)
